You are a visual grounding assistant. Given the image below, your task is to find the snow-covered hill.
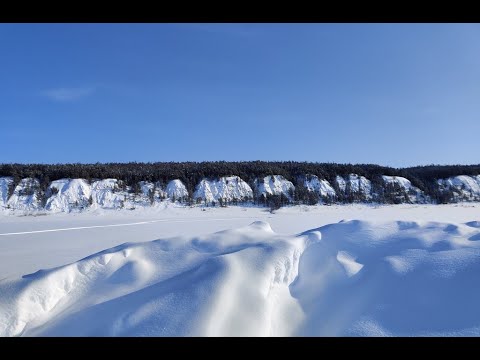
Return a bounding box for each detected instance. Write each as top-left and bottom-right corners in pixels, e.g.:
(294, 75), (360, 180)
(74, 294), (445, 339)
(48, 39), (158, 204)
(2, 217), (480, 336)
(194, 176), (253, 203)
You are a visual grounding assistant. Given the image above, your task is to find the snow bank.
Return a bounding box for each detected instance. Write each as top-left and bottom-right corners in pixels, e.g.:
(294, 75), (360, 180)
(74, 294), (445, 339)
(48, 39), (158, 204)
(291, 219), (480, 336)
(256, 175), (295, 200)
(194, 176), (253, 203)
(0, 221), (307, 336)
(2, 217), (480, 336)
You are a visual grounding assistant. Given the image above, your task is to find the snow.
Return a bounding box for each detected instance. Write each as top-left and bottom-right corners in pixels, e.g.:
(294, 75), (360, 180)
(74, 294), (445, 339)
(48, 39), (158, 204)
(193, 176), (253, 203)
(165, 180), (188, 200)
(304, 175), (336, 198)
(256, 175), (295, 199)
(336, 174), (372, 200)
(382, 175), (425, 203)
(45, 179), (92, 213)
(91, 179), (127, 209)
(382, 175), (412, 190)
(6, 178), (42, 212)
(0, 177), (13, 209)
(1, 203), (480, 336)
(438, 175), (480, 201)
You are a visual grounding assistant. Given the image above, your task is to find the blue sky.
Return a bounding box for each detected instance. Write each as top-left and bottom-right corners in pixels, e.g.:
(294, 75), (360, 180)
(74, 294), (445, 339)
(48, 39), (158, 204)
(1, 23), (479, 167)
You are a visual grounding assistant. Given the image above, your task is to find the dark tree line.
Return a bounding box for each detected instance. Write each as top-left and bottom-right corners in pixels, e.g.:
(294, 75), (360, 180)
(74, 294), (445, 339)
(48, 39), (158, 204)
(1, 161), (479, 205)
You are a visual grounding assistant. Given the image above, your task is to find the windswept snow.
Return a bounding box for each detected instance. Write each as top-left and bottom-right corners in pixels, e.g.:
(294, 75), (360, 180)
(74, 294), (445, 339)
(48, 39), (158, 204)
(194, 176), (253, 203)
(256, 175), (295, 199)
(2, 204), (480, 337)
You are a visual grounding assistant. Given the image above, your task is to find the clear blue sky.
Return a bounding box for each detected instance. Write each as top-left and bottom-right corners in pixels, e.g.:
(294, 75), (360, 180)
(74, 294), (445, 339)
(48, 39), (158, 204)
(1, 23), (479, 167)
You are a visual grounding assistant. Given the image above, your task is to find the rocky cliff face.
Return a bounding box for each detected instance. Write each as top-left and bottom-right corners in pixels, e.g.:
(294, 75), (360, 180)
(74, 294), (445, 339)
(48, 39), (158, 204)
(1, 173), (479, 214)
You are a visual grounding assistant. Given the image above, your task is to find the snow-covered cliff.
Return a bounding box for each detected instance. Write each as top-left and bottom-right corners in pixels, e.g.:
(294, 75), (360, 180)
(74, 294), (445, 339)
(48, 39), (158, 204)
(194, 176), (253, 203)
(437, 175), (480, 201)
(45, 179), (92, 212)
(255, 175), (295, 200)
(336, 174), (372, 201)
(6, 178), (43, 211)
(382, 175), (426, 203)
(304, 175), (336, 198)
(165, 180), (188, 200)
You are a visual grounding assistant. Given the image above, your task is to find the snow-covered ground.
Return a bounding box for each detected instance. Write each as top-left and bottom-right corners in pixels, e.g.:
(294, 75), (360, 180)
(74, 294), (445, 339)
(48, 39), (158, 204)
(1, 203), (480, 336)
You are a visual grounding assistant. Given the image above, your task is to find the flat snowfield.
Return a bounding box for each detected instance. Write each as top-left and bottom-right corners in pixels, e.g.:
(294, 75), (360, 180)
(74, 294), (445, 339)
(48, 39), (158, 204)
(1, 203), (480, 336)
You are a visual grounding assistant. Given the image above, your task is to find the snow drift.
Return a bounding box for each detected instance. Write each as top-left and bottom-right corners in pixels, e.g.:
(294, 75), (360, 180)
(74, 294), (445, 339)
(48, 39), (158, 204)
(2, 217), (480, 337)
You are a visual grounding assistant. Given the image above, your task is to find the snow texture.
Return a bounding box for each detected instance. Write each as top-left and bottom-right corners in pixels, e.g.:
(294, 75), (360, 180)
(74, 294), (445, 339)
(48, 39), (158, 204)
(2, 210), (480, 336)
